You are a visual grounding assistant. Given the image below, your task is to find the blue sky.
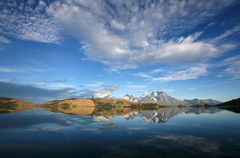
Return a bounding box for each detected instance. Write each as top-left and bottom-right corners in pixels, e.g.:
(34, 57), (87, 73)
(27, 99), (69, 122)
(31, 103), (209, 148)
(0, 0), (240, 102)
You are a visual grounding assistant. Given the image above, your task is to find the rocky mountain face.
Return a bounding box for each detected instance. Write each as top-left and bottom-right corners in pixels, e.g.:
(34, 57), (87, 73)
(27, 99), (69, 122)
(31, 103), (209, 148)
(140, 91), (188, 106)
(123, 91), (223, 106)
(123, 91), (188, 106)
(122, 94), (138, 102)
(184, 99), (221, 105)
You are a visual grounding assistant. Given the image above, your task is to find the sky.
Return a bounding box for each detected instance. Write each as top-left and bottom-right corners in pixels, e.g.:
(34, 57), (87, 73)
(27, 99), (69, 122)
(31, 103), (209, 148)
(0, 0), (240, 103)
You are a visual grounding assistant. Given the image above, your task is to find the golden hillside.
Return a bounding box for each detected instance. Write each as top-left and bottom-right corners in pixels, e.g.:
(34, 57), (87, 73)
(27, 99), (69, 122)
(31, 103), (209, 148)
(40, 98), (96, 115)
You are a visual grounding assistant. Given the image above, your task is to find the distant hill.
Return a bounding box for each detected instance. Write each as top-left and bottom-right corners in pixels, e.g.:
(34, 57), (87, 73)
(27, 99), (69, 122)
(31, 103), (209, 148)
(217, 98), (240, 113)
(0, 97), (35, 113)
(184, 98), (221, 105)
(217, 98), (240, 106)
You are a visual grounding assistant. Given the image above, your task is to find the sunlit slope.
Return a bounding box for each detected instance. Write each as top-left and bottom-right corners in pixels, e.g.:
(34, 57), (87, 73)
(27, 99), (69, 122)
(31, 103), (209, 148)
(40, 98), (96, 115)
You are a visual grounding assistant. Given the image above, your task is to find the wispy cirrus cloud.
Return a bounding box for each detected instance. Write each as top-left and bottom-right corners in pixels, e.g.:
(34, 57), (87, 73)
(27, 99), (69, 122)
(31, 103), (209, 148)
(213, 25), (240, 41)
(133, 72), (152, 79)
(133, 68), (163, 78)
(0, 67), (52, 73)
(152, 64), (208, 81)
(221, 55), (240, 79)
(133, 64), (207, 82)
(126, 85), (145, 89)
(0, 67), (25, 73)
(79, 81), (104, 88)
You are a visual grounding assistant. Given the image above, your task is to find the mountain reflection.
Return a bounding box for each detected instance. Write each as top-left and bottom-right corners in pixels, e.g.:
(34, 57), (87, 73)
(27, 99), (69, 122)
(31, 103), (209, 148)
(0, 102), (223, 123)
(39, 106), (224, 123)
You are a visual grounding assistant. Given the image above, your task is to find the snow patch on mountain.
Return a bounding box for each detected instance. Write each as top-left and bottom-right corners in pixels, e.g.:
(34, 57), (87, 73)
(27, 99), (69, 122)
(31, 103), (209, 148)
(123, 91), (188, 106)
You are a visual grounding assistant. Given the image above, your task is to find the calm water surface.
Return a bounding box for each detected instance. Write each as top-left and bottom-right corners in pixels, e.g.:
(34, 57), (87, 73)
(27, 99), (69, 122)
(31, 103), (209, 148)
(0, 107), (240, 158)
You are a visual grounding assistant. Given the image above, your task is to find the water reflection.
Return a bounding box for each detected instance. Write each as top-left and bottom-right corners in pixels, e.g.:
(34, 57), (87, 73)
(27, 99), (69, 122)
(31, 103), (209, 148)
(43, 105), (225, 123)
(0, 104), (240, 158)
(0, 102), (226, 123)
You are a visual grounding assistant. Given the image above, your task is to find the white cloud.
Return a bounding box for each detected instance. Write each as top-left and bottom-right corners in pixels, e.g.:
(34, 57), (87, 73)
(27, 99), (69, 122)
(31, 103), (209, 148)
(0, 1), (59, 43)
(80, 81), (104, 88)
(0, 78), (119, 101)
(34, 79), (119, 98)
(0, 0), (236, 69)
(150, 69), (163, 74)
(134, 64), (208, 82)
(46, 0), (233, 69)
(136, 39), (218, 65)
(34, 80), (75, 90)
(111, 20), (125, 31)
(152, 64), (208, 81)
(93, 85), (119, 98)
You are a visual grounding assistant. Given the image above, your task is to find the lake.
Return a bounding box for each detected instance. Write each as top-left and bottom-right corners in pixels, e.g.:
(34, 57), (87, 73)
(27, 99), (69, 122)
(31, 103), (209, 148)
(0, 107), (240, 158)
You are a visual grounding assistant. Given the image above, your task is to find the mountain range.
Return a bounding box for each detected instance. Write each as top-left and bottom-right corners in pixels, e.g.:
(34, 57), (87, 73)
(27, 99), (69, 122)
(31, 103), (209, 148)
(0, 95), (239, 114)
(123, 91), (221, 106)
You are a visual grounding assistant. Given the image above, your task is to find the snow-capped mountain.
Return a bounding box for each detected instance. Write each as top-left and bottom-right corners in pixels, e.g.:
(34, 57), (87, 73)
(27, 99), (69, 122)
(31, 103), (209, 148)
(140, 91), (188, 106)
(184, 99), (221, 105)
(123, 91), (223, 106)
(123, 91), (188, 106)
(123, 94), (138, 102)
